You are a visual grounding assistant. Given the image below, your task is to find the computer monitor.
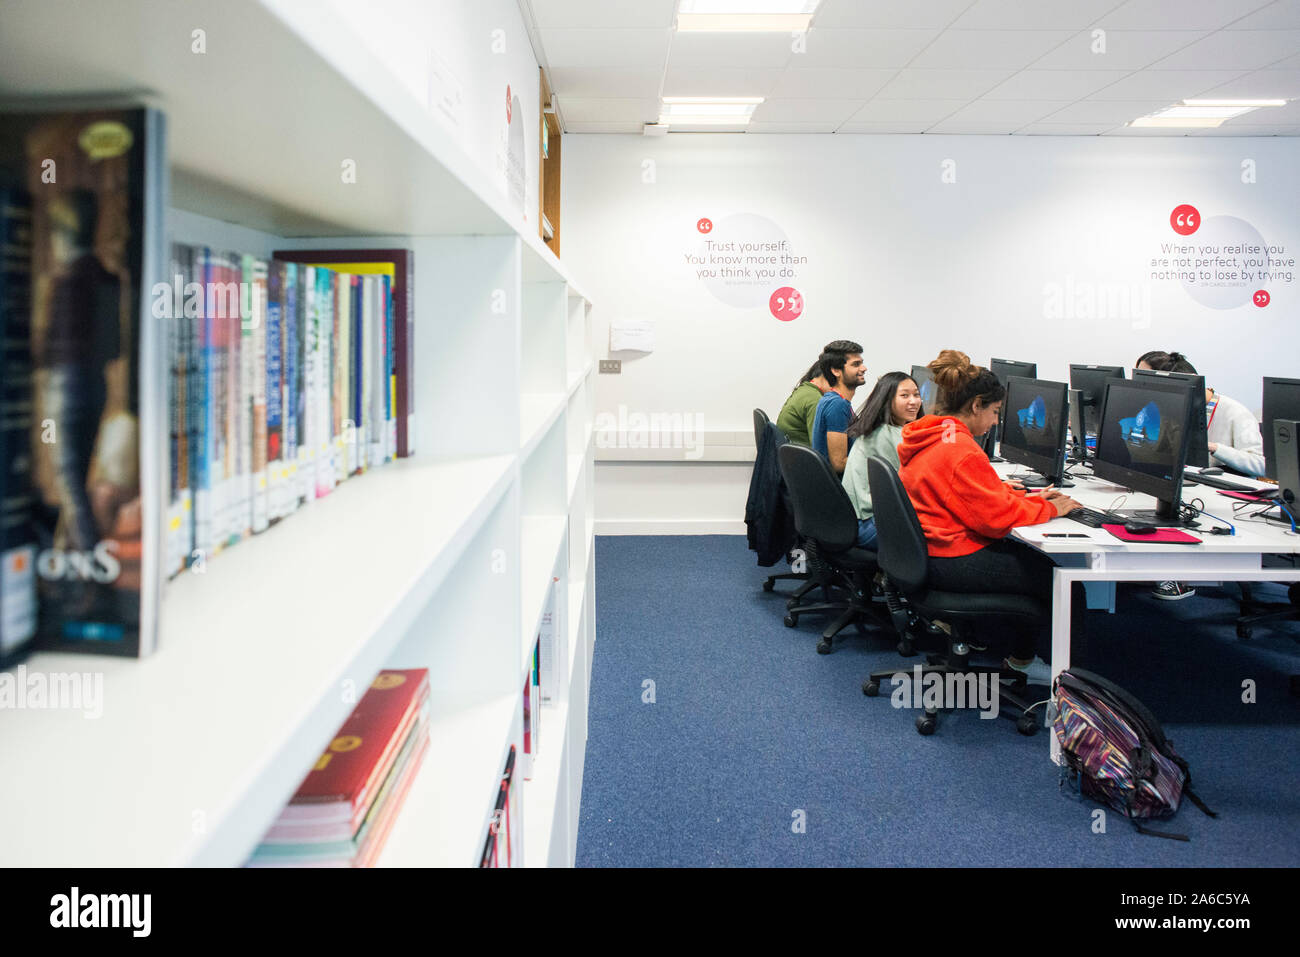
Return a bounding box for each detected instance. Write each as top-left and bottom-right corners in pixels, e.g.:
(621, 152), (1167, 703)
(1000, 376), (1070, 488)
(910, 364), (940, 416)
(1067, 388), (1088, 462)
(1133, 368), (1208, 469)
(1262, 376), (1300, 481)
(1093, 378), (1193, 525)
(1070, 364), (1126, 436)
(988, 358), (1037, 460)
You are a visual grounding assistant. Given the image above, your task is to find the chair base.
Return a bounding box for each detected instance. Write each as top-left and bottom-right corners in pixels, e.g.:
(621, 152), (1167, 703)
(783, 569), (888, 653)
(1235, 582), (1300, 641)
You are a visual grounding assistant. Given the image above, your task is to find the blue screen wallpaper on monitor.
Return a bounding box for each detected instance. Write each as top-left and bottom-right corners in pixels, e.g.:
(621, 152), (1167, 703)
(1017, 394), (1047, 432)
(1119, 401), (1161, 447)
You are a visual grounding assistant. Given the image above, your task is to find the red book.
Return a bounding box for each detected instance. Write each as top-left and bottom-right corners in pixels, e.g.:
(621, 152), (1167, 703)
(285, 669), (430, 826)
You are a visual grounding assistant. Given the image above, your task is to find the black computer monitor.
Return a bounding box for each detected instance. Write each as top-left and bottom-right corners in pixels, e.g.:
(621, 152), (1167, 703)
(1093, 378), (1193, 525)
(1068, 388), (1088, 462)
(910, 364), (940, 416)
(1262, 376), (1300, 481)
(1000, 376), (1070, 487)
(988, 358), (1038, 458)
(1133, 368), (1208, 469)
(1070, 364), (1126, 436)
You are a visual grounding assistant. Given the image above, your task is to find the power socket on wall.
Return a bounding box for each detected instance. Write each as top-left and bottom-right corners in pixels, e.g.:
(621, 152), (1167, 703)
(599, 359), (622, 374)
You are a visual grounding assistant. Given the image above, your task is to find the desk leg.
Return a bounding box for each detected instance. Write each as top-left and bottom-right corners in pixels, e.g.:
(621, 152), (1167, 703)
(1048, 568), (1074, 766)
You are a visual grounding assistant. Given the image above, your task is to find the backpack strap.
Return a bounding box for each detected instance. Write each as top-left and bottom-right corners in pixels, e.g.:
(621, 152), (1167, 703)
(1183, 786), (1218, 819)
(1131, 819), (1190, 842)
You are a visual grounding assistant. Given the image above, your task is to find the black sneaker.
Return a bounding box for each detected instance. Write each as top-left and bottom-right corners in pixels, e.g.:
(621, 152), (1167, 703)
(1152, 581), (1195, 601)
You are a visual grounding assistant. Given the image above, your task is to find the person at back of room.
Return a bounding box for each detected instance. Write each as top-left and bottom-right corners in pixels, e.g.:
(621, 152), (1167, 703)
(841, 372), (922, 549)
(811, 345), (866, 475)
(897, 350), (1081, 683)
(1134, 349), (1265, 602)
(775, 339), (861, 447)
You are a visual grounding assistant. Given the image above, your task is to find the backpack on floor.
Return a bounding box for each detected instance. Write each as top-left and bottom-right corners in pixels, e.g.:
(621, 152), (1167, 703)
(1053, 667), (1216, 841)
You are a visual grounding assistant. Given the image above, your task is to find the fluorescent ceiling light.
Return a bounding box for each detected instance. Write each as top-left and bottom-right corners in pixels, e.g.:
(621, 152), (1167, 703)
(1130, 98), (1286, 128)
(659, 97), (764, 127)
(677, 0), (819, 32)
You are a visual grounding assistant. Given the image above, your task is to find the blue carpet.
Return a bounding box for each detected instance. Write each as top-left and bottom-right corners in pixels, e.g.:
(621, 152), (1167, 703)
(576, 535), (1300, 867)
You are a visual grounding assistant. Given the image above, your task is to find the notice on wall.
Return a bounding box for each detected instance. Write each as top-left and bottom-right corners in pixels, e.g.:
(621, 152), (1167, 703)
(499, 83), (527, 220)
(1150, 204), (1293, 310)
(685, 213), (809, 321)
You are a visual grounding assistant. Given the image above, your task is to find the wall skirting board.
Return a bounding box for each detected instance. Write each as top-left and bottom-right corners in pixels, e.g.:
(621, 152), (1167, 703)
(595, 519), (747, 535)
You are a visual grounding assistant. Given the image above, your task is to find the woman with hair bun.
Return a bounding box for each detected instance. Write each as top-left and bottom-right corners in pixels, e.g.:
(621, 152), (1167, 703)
(895, 350), (1081, 683)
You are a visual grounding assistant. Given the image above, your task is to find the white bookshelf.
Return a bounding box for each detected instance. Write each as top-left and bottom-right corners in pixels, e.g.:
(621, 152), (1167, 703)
(0, 0), (596, 867)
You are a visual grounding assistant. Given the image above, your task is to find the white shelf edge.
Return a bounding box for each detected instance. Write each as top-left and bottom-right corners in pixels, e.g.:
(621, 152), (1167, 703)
(520, 392), (566, 461)
(566, 361), (592, 397)
(520, 516), (566, 674)
(522, 700), (569, 868)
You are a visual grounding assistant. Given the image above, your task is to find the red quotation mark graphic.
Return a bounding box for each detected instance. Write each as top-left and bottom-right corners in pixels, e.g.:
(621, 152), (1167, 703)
(770, 286), (803, 322)
(1254, 290), (1271, 308)
(696, 217), (713, 234)
(1170, 204), (1200, 236)
(506, 85), (512, 122)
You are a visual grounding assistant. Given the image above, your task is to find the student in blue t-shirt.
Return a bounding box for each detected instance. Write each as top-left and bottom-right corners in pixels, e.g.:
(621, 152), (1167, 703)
(811, 345), (866, 475)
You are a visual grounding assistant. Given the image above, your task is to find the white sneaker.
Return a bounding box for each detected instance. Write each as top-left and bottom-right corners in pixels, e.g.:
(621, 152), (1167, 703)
(1003, 655), (1052, 685)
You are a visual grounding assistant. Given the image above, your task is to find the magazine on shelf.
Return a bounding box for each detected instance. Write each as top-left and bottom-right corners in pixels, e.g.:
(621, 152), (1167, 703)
(0, 106), (167, 658)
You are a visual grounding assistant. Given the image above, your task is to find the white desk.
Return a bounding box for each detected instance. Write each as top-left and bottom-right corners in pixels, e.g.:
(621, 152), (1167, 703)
(997, 463), (1300, 764)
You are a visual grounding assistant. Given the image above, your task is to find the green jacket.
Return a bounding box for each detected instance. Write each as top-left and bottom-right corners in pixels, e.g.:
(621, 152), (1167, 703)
(775, 382), (822, 447)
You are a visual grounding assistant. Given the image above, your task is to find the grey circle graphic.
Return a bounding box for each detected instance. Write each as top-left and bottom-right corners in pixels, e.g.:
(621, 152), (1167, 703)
(1181, 215), (1269, 310)
(696, 213), (791, 309)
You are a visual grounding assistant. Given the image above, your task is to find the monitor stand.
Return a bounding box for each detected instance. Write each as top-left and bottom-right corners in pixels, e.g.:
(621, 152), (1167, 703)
(1115, 499), (1184, 527)
(1008, 472), (1074, 489)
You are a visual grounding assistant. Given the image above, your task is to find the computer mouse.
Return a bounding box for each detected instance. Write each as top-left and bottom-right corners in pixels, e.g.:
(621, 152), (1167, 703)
(1199, 466), (1224, 475)
(1123, 522), (1157, 535)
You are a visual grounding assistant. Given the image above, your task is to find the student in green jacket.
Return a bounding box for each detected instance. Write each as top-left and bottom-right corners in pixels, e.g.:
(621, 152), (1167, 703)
(841, 371), (923, 548)
(775, 339), (862, 446)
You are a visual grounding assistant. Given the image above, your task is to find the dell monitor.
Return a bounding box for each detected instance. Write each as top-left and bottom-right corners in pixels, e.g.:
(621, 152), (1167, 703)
(1133, 368), (1208, 469)
(1070, 364), (1126, 437)
(989, 359), (1037, 461)
(1093, 378), (1193, 525)
(1262, 376), (1300, 481)
(910, 364), (940, 416)
(1068, 388), (1088, 462)
(1000, 376), (1071, 488)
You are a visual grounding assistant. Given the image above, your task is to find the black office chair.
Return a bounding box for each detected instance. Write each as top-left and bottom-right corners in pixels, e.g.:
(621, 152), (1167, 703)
(860, 455), (1042, 735)
(1235, 579), (1300, 640)
(752, 408), (819, 603)
(776, 444), (884, 654)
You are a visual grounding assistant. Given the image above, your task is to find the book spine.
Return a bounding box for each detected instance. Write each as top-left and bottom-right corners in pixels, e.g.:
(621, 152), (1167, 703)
(0, 188), (36, 666)
(174, 244), (192, 574)
(184, 244), (200, 568)
(351, 276), (362, 475)
(298, 265), (312, 506)
(283, 262), (299, 516)
(265, 260), (283, 524)
(199, 246), (217, 558)
(227, 250), (244, 547)
(333, 270), (346, 484)
(165, 243), (181, 578)
(314, 267), (332, 498)
(384, 274), (395, 463)
(250, 258), (268, 534)
(235, 253), (253, 543)
(397, 250), (414, 457)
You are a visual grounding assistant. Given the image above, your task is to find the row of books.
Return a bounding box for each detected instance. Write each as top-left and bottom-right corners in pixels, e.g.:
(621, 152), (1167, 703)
(163, 246), (415, 578)
(248, 668), (430, 867)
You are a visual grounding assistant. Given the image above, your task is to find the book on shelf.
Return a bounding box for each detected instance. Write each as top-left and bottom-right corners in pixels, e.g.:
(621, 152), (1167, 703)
(0, 187), (37, 668)
(522, 639), (541, 781)
(481, 745), (518, 868)
(248, 668), (430, 868)
(538, 576), (561, 704)
(0, 106), (167, 659)
(270, 248), (414, 459)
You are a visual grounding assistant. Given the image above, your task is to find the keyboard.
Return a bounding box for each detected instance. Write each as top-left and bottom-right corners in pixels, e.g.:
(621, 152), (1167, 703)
(1065, 507), (1113, 528)
(1183, 471), (1260, 493)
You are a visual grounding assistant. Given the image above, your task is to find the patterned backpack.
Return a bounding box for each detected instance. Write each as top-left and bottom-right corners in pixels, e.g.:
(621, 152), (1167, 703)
(1053, 667), (1216, 840)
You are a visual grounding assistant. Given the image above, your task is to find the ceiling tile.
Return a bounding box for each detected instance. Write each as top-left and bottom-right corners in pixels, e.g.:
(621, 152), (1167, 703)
(1193, 123), (1300, 134)
(1029, 29), (1209, 70)
(875, 68), (1016, 98)
(1180, 68), (1300, 97)
(529, 0), (678, 30)
(548, 68), (664, 99)
(1019, 122), (1120, 134)
(812, 0), (973, 29)
(983, 69), (1132, 99)
(941, 99), (1076, 123)
(1087, 69), (1249, 98)
(666, 31), (798, 70)
(768, 67), (897, 98)
(1216, 98), (1300, 121)
(1227, 0), (1300, 29)
(563, 121), (648, 133)
(661, 68), (782, 97)
(836, 120), (935, 132)
(948, 0), (1122, 30)
(746, 121), (843, 132)
(751, 97), (866, 122)
(1037, 98), (1171, 121)
(908, 29), (1077, 69)
(1096, 0), (1274, 31)
(539, 29), (671, 70)
(846, 98), (968, 122)
(1150, 30), (1300, 70)
(558, 96), (661, 123)
(793, 28), (941, 68)
(925, 120), (1022, 133)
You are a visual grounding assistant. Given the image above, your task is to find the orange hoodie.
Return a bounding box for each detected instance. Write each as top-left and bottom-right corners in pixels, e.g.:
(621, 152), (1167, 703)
(897, 415), (1056, 558)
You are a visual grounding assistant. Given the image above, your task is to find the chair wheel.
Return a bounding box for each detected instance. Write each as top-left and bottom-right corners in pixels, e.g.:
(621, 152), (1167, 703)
(1237, 623), (1252, 640)
(816, 637), (833, 654)
(926, 653), (943, 666)
(855, 620), (869, 637)
(786, 597), (800, 610)
(863, 680), (880, 697)
(783, 613), (797, 628)
(915, 714), (937, 735)
(897, 636), (917, 657)
(763, 579), (775, 592)
(1017, 714), (1039, 736)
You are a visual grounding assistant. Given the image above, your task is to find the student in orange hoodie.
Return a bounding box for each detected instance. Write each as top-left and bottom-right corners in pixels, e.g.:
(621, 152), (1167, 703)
(897, 350), (1082, 684)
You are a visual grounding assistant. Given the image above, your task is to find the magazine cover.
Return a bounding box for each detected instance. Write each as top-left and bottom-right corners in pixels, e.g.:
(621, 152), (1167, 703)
(0, 107), (166, 657)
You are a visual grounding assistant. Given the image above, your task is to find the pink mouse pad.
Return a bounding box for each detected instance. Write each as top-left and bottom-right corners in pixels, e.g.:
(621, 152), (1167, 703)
(1102, 524), (1202, 544)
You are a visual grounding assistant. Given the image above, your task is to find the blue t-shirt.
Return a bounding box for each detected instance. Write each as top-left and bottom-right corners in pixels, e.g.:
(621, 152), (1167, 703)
(812, 391), (854, 461)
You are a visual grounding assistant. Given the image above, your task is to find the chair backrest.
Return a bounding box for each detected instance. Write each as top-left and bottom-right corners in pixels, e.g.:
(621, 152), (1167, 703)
(777, 444), (858, 553)
(865, 455), (930, 593)
(753, 408), (771, 449)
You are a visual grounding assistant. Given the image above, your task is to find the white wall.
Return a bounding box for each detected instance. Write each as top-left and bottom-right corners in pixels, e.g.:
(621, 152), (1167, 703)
(562, 133), (1300, 533)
